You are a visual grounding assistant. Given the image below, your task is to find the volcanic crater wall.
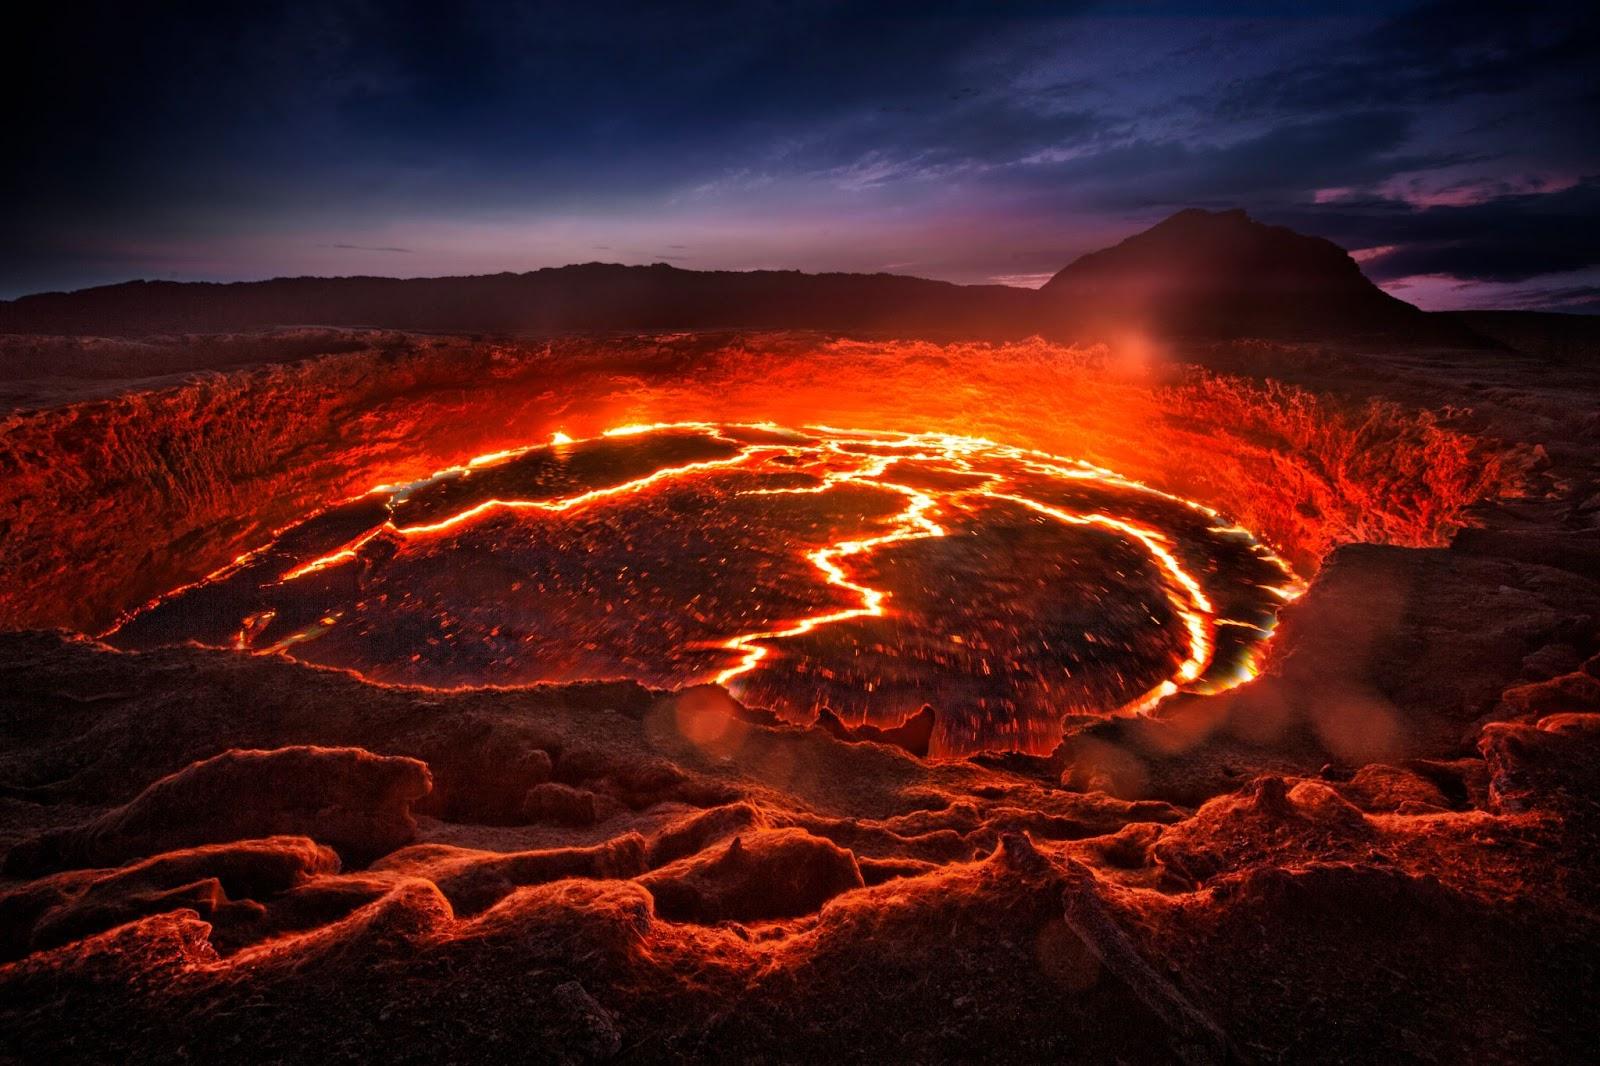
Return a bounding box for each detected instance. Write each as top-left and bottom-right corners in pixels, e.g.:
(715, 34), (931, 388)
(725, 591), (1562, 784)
(0, 331), (1509, 634)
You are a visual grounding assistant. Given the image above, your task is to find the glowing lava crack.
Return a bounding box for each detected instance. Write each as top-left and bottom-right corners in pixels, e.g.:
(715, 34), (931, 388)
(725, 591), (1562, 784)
(108, 422), (1303, 755)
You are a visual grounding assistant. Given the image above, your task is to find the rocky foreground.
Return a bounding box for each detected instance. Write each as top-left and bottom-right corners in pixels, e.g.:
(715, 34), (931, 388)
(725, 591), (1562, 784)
(1, 511), (1598, 1063)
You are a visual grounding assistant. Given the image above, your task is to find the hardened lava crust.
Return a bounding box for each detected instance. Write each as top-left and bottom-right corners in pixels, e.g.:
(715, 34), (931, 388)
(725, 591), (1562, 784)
(105, 421), (1302, 756)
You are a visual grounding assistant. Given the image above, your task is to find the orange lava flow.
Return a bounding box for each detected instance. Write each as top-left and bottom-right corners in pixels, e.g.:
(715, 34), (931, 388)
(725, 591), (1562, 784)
(711, 476), (945, 686)
(262, 422), (1300, 721)
(387, 448), (763, 537)
(981, 493), (1214, 713)
(279, 528), (386, 582)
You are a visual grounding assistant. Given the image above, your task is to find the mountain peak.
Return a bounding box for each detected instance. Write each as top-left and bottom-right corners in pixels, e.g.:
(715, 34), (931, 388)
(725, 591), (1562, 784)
(1045, 208), (1366, 291)
(1038, 207), (1429, 338)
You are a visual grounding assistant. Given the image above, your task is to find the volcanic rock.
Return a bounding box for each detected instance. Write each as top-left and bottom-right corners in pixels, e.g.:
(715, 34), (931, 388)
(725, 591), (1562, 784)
(1055, 853), (1232, 1065)
(1343, 763), (1452, 812)
(1452, 527), (1600, 578)
(371, 836), (647, 915)
(521, 782), (602, 827)
(1520, 643), (1586, 680)
(550, 980), (624, 1061)
(855, 855), (941, 884)
(411, 718), (555, 823)
(1211, 541), (1600, 765)
(0, 836), (336, 961)
(1501, 670), (1600, 716)
(637, 828), (864, 923)
(644, 801), (769, 867)
(1479, 713), (1600, 815)
(3, 746), (430, 875)
(814, 704), (936, 757)
(1173, 861), (1595, 1062)
(1151, 775), (1376, 886)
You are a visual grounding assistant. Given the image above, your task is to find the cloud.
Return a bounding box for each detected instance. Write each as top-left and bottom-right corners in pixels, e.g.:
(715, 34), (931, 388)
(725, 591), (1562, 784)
(986, 272), (1056, 289)
(1, 0), (1595, 305)
(1503, 284), (1600, 313)
(981, 109), (1458, 217)
(1212, 1), (1597, 119)
(1271, 177), (1600, 283)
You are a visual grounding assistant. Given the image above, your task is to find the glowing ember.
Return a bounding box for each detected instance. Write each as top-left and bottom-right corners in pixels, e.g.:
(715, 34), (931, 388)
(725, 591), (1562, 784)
(108, 422), (1302, 755)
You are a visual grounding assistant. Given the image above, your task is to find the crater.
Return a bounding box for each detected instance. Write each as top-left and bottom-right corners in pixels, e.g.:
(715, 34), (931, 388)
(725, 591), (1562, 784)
(106, 421), (1299, 756)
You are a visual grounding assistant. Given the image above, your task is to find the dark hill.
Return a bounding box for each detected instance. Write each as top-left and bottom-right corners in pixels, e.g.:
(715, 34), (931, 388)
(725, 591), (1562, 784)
(0, 264), (1036, 339)
(1040, 208), (1472, 342)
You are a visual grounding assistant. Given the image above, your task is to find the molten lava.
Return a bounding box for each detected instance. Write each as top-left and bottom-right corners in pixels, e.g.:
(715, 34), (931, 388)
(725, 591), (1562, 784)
(108, 422), (1301, 755)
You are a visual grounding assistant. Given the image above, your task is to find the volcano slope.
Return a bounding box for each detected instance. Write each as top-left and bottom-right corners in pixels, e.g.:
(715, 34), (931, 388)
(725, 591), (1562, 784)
(0, 329), (1598, 1063)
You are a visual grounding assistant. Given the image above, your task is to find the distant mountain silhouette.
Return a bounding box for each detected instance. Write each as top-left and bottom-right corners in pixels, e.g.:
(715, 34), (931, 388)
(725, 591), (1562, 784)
(0, 266), (1036, 339)
(1039, 208), (1462, 341)
(0, 210), (1492, 344)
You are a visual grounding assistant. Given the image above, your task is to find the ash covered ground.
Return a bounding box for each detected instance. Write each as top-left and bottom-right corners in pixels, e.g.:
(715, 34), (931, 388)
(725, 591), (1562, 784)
(0, 321), (1597, 1063)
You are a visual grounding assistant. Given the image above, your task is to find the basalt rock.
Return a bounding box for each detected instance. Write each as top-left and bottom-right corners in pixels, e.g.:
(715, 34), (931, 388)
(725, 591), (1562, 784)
(638, 828), (864, 923)
(0, 836), (337, 961)
(814, 704), (937, 757)
(1152, 775), (1376, 886)
(1480, 713), (1600, 815)
(3, 746), (430, 875)
(521, 782), (602, 827)
(371, 836), (648, 915)
(1342, 763), (1452, 813)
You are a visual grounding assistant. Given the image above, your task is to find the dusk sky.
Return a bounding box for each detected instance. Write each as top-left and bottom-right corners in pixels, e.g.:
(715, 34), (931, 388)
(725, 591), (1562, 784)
(5, 1), (1596, 310)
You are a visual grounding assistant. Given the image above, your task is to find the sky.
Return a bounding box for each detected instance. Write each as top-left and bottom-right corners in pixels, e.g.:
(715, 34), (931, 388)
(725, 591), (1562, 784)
(4, 1), (1596, 310)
